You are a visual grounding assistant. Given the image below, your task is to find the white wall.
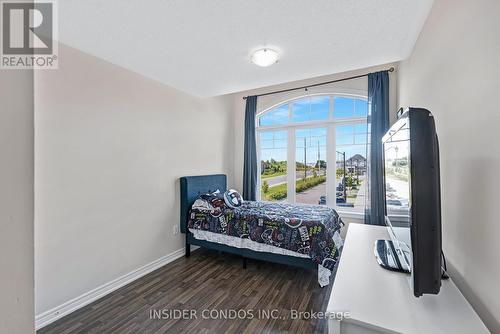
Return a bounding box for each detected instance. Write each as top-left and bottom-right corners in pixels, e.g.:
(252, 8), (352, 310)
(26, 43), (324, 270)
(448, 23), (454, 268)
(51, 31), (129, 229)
(34, 44), (234, 315)
(397, 0), (500, 332)
(0, 70), (35, 332)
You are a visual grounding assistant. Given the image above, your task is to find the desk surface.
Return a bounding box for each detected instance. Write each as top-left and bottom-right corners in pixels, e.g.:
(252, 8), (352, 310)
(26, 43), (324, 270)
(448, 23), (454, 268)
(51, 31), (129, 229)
(327, 223), (489, 334)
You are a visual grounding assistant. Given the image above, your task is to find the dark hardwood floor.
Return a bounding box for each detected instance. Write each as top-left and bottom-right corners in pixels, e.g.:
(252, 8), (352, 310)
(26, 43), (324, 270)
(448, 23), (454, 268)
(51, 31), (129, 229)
(38, 249), (334, 334)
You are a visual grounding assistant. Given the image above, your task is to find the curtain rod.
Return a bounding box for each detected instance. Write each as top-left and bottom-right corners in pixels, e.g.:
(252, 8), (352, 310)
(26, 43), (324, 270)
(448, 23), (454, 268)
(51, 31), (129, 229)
(242, 67), (394, 100)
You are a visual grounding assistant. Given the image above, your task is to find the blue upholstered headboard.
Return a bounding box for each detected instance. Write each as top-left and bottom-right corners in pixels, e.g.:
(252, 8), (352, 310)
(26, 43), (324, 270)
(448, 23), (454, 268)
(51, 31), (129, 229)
(179, 174), (227, 233)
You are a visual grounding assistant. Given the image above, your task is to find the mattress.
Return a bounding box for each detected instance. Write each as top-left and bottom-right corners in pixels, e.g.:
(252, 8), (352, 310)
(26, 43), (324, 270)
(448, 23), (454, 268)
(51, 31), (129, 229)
(187, 195), (344, 286)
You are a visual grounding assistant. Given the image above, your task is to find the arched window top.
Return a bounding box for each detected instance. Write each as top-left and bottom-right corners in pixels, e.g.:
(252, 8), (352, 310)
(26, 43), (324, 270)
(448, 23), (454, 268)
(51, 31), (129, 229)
(257, 94), (368, 128)
(258, 104), (289, 127)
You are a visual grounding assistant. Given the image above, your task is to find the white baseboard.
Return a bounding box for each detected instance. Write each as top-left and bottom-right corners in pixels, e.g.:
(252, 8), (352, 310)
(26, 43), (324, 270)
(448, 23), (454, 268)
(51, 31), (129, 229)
(35, 246), (196, 330)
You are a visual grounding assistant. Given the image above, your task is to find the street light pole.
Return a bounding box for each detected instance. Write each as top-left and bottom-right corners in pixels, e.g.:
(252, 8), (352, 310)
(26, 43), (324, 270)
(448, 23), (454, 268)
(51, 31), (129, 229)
(343, 152), (347, 201)
(304, 137), (307, 180)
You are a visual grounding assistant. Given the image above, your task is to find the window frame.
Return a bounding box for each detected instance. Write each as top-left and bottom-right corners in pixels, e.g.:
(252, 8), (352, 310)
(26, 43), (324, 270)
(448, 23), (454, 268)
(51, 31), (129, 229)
(256, 93), (368, 218)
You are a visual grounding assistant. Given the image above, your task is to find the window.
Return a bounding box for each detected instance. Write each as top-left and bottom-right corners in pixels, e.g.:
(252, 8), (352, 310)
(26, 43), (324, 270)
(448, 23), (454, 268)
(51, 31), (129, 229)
(295, 127), (327, 205)
(259, 131), (288, 201)
(258, 104), (288, 126)
(292, 96), (329, 122)
(335, 123), (368, 213)
(257, 94), (368, 215)
(333, 96), (368, 118)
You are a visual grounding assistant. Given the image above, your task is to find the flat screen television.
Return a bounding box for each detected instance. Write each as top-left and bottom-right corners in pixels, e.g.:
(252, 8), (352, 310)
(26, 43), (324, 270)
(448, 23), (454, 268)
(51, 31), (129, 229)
(375, 107), (442, 297)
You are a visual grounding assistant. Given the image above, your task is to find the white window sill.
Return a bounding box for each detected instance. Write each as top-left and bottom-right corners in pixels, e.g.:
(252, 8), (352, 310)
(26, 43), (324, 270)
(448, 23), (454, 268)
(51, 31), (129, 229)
(337, 210), (365, 221)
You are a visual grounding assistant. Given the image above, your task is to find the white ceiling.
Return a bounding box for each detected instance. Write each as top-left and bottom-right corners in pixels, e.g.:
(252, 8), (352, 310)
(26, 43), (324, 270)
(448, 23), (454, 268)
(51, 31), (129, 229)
(58, 0), (433, 97)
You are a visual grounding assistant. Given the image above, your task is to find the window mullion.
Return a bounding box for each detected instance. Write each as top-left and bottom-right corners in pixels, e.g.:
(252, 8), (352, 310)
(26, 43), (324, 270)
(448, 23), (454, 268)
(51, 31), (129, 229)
(287, 104), (296, 203)
(326, 124), (336, 208)
(256, 131), (261, 200)
(330, 95), (334, 119)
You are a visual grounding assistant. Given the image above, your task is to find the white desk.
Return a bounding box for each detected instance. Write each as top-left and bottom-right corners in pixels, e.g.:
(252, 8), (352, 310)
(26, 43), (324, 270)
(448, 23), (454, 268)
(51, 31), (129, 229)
(326, 224), (489, 334)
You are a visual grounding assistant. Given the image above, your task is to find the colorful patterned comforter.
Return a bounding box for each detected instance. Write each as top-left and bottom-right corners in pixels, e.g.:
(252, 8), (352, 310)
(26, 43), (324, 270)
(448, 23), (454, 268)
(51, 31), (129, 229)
(187, 194), (344, 271)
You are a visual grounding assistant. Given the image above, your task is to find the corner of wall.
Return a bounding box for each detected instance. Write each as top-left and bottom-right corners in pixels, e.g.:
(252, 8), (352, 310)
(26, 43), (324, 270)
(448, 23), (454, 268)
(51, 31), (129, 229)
(0, 69), (35, 333)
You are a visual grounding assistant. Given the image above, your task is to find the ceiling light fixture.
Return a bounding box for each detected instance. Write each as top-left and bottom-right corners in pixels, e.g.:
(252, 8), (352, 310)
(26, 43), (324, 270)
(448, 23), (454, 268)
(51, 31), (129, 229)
(251, 48), (279, 67)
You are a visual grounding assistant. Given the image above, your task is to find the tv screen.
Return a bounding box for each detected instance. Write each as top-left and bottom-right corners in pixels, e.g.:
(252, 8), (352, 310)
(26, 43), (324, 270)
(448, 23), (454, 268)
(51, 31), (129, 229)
(382, 107), (442, 297)
(383, 117), (412, 272)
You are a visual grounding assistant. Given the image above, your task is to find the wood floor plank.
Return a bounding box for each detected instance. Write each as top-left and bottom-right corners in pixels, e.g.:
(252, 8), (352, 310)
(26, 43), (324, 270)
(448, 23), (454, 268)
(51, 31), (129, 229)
(38, 249), (335, 334)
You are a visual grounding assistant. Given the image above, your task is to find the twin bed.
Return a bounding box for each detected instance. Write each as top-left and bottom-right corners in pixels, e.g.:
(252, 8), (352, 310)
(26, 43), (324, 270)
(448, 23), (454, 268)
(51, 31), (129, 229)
(180, 174), (344, 286)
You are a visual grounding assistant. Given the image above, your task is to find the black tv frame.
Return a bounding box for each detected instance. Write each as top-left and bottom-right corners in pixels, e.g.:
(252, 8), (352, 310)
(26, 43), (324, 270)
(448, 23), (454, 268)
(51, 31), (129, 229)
(383, 107), (442, 297)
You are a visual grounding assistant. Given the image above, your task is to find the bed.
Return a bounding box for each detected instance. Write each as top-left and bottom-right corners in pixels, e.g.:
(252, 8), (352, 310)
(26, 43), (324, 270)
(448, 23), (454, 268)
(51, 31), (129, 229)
(180, 174), (344, 286)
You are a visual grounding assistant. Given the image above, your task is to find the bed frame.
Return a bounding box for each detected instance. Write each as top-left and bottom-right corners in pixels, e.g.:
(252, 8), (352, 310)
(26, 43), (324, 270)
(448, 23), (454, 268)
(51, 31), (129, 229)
(180, 174), (316, 270)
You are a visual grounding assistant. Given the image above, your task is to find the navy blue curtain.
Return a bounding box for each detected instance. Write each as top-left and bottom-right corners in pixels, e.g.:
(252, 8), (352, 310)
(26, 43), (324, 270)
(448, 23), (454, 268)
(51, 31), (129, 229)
(243, 96), (258, 200)
(365, 71), (390, 225)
